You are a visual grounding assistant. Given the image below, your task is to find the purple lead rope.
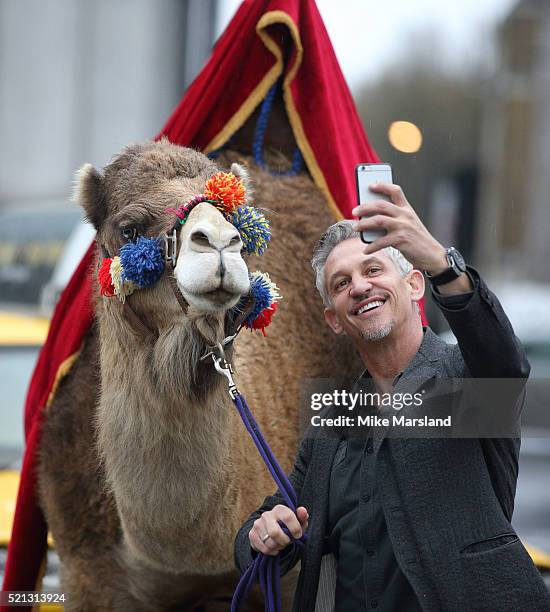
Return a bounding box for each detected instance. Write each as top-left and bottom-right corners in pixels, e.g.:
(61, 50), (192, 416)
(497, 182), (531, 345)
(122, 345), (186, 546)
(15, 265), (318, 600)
(208, 351), (306, 611)
(229, 390), (307, 612)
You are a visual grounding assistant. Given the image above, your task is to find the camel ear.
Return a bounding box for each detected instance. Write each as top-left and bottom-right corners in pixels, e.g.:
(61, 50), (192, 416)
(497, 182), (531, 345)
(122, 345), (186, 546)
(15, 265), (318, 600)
(72, 163), (107, 230)
(230, 162), (254, 204)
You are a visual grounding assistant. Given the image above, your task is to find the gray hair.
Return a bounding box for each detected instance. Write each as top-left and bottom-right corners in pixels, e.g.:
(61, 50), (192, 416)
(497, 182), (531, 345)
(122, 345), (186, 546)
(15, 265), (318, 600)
(311, 220), (413, 307)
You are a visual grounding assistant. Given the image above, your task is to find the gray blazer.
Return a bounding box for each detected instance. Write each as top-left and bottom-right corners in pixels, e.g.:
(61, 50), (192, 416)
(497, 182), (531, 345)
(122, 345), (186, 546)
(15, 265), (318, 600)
(235, 270), (550, 611)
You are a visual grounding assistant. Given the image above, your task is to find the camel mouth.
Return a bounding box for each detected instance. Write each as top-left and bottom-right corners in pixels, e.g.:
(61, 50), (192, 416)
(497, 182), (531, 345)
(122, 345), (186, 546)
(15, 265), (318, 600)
(181, 286), (243, 312)
(202, 288), (239, 304)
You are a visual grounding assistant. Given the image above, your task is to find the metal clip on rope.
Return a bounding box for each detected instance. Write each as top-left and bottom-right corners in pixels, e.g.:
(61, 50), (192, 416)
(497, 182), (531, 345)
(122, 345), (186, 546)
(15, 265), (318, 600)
(212, 354), (239, 399)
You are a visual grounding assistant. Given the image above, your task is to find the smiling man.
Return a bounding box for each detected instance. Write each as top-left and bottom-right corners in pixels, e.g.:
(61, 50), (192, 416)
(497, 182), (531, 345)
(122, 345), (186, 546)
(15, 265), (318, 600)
(234, 183), (550, 611)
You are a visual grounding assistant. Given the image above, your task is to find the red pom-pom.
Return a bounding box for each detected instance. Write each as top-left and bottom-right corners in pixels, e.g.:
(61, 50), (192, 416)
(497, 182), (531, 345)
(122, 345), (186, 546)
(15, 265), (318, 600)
(204, 172), (246, 213)
(98, 257), (115, 297)
(248, 302), (279, 337)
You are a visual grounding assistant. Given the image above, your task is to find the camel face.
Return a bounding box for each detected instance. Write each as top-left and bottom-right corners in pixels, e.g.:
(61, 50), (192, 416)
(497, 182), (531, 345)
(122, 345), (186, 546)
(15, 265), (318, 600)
(74, 139), (255, 314)
(174, 202), (250, 312)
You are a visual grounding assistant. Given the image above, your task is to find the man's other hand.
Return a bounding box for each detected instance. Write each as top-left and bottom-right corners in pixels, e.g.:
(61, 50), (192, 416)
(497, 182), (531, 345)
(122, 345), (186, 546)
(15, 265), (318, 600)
(249, 505), (309, 556)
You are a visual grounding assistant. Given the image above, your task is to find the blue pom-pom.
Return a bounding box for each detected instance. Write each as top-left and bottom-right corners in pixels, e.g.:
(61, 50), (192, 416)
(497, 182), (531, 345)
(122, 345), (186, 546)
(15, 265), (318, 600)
(228, 206), (271, 255)
(120, 236), (165, 288)
(238, 271), (281, 328)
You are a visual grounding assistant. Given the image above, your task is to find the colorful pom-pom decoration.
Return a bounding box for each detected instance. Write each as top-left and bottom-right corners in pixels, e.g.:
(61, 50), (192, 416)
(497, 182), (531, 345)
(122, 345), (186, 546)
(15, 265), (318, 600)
(120, 236), (165, 288)
(204, 171), (246, 213)
(228, 206), (271, 256)
(98, 257), (115, 297)
(248, 302), (279, 337)
(110, 256), (138, 302)
(98, 255), (137, 302)
(241, 271), (282, 335)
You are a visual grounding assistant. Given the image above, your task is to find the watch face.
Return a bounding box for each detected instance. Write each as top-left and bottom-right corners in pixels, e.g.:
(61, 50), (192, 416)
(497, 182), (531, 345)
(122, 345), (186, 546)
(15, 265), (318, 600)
(449, 248), (466, 272)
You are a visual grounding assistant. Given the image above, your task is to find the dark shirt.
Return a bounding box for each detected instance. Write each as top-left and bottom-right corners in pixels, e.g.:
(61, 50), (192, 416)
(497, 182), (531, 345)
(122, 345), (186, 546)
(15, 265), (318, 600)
(327, 283), (475, 611)
(327, 413), (422, 611)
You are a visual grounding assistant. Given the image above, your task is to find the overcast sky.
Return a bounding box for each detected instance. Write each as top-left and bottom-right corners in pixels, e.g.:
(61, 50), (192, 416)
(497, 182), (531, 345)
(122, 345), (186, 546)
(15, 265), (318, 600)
(216, 0), (518, 90)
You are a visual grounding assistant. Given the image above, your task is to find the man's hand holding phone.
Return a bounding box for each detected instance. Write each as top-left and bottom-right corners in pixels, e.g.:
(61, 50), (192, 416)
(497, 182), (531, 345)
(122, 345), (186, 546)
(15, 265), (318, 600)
(352, 181), (449, 275)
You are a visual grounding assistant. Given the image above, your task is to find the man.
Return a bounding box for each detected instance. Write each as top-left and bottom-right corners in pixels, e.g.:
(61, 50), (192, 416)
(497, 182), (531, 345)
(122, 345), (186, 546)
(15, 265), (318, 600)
(234, 183), (550, 611)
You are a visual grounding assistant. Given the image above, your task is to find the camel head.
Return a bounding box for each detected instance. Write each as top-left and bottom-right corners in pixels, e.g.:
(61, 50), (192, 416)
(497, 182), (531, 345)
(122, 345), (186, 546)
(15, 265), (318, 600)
(73, 140), (262, 319)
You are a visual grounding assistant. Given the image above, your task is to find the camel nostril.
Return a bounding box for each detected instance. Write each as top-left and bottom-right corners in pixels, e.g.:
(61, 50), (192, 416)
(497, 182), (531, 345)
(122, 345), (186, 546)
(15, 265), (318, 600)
(189, 227), (241, 251)
(190, 231), (211, 248)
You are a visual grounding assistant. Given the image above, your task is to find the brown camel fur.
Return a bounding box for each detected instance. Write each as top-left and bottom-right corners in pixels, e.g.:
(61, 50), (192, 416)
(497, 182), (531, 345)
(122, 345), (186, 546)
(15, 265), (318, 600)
(37, 136), (360, 611)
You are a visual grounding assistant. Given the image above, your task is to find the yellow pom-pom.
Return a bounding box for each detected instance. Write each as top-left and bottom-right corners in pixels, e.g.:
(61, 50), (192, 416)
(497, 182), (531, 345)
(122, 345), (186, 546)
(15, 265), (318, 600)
(110, 256), (138, 303)
(204, 171), (246, 213)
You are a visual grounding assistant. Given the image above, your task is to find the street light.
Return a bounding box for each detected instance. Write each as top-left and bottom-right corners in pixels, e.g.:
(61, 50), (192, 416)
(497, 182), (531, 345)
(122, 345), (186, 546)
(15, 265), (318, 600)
(388, 121), (423, 153)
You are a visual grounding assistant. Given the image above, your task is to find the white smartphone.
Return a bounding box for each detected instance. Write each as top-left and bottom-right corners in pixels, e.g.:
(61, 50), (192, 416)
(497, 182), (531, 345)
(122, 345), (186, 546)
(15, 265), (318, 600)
(355, 163), (393, 243)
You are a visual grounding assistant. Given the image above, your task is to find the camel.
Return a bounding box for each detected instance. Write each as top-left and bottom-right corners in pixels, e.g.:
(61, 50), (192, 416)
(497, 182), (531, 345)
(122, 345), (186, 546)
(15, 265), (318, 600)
(37, 137), (360, 611)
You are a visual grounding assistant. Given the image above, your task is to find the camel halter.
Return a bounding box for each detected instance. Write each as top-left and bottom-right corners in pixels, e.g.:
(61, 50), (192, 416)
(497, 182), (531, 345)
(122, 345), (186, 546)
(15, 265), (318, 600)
(96, 171), (280, 342)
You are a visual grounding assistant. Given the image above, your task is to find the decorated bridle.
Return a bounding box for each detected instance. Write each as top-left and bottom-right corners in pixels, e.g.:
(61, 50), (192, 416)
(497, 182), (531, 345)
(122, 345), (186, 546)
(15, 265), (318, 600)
(96, 171), (281, 342)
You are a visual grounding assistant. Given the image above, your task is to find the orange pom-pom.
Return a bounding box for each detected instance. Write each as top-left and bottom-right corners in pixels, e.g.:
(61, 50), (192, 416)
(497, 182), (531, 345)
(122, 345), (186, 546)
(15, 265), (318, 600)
(204, 171), (246, 213)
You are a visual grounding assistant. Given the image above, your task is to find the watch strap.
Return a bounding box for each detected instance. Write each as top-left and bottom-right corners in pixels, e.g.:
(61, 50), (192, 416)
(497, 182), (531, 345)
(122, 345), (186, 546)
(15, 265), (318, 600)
(425, 248), (465, 287)
(426, 266), (462, 287)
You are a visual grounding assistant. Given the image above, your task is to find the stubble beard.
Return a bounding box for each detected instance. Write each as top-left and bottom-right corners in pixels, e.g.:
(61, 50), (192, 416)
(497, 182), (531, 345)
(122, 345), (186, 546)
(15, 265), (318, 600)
(361, 319), (396, 342)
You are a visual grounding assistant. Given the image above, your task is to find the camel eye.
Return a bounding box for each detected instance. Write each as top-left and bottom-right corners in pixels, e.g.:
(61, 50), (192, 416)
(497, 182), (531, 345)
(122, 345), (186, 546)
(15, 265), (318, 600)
(120, 227), (137, 242)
